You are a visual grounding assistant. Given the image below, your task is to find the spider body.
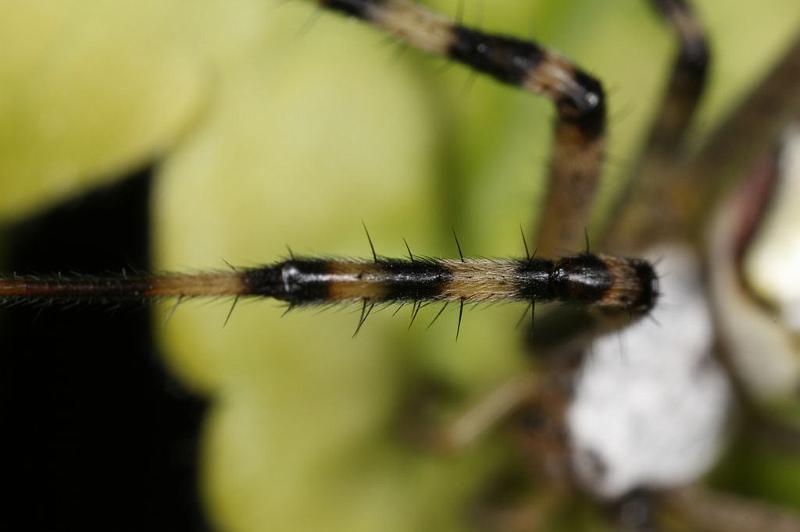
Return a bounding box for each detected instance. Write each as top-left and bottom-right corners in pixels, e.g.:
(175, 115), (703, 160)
(2, 0), (800, 531)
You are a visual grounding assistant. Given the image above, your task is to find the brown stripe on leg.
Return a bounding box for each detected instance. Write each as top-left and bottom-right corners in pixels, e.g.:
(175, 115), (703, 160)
(525, 48), (606, 256)
(0, 271), (247, 301)
(324, 261), (392, 301)
(534, 114), (605, 256)
(146, 273), (246, 298)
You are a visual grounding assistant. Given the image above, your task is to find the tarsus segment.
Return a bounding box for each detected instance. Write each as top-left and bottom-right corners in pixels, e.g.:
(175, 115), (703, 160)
(0, 255), (657, 315)
(316, 0), (606, 255)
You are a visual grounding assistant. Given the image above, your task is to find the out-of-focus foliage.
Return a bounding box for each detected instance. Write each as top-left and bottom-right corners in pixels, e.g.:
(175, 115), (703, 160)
(1, 1), (799, 530)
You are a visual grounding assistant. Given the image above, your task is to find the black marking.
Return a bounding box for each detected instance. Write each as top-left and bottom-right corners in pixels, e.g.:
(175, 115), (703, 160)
(557, 69), (606, 140)
(448, 26), (544, 87)
(516, 258), (557, 301)
(362, 220), (378, 263)
(286, 244), (295, 259)
(242, 260), (331, 304)
(677, 39), (709, 87)
(319, 0), (379, 20)
(552, 255), (613, 304)
(631, 259), (659, 313)
(379, 259), (452, 302)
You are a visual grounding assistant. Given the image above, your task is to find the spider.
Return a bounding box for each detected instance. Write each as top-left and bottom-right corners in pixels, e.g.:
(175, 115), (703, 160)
(1, 0), (800, 531)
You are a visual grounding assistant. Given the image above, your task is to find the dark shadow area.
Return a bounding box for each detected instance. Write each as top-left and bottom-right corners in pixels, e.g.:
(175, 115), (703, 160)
(0, 168), (210, 532)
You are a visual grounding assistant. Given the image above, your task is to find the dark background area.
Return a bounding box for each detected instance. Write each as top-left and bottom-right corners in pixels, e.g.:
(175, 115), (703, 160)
(0, 167), (210, 531)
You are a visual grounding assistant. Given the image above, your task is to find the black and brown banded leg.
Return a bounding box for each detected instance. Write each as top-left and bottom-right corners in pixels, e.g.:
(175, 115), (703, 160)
(0, 254), (658, 317)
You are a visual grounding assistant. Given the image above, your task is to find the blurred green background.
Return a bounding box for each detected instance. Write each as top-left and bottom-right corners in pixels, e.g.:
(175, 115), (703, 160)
(1, 0), (799, 530)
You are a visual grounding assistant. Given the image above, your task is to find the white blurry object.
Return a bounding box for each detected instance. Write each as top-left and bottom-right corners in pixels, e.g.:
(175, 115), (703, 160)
(746, 123), (800, 333)
(567, 245), (732, 499)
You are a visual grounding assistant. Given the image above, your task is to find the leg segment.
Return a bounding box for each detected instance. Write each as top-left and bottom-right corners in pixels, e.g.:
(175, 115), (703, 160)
(605, 0), (710, 251)
(432, 374), (539, 452)
(0, 255), (657, 315)
(646, 0), (710, 152)
(688, 33), (800, 231)
(612, 25), (800, 251)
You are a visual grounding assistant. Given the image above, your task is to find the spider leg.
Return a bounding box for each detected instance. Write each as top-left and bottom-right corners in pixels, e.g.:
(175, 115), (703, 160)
(605, 0), (710, 251)
(430, 374), (539, 453)
(646, 0), (709, 152)
(532, 71), (605, 256)
(613, 27), (800, 250)
(688, 33), (800, 230)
